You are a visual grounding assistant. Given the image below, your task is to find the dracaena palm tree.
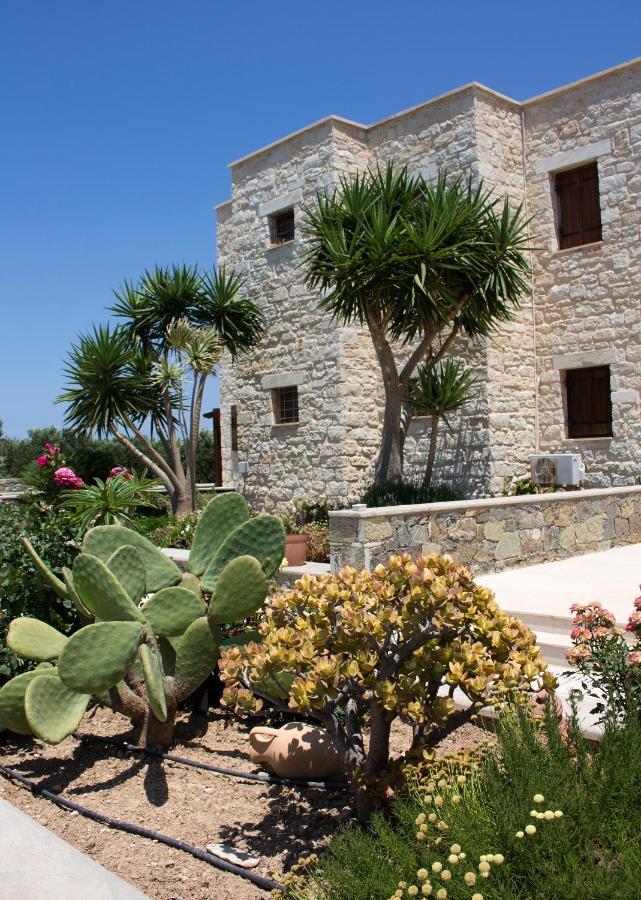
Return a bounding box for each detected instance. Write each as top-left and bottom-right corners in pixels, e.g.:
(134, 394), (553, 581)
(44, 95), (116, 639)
(303, 164), (531, 484)
(59, 265), (264, 517)
(409, 359), (477, 489)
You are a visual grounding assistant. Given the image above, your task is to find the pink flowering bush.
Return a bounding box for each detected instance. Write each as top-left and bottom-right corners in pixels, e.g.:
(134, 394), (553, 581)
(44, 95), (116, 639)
(52, 467), (84, 490)
(27, 441), (84, 499)
(566, 595), (641, 722)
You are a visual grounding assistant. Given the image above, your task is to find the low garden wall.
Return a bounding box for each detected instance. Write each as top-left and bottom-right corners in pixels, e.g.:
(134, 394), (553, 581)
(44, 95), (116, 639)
(328, 485), (641, 573)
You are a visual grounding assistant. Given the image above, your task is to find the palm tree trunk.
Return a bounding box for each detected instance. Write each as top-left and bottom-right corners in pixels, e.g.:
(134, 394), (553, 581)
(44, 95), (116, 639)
(423, 414), (440, 489)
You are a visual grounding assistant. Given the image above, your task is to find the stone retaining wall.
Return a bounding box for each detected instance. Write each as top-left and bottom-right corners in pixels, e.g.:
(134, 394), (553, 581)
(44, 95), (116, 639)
(329, 486), (641, 573)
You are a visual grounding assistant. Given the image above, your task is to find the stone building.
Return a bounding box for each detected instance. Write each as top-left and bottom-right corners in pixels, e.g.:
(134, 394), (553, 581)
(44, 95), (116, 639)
(215, 58), (641, 512)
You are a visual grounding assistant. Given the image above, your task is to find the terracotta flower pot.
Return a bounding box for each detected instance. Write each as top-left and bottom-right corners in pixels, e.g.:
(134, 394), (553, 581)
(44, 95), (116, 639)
(248, 722), (343, 779)
(285, 533), (307, 567)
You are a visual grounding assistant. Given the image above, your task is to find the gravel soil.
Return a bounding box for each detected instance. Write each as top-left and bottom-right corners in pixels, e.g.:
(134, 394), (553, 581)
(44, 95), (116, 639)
(0, 706), (486, 899)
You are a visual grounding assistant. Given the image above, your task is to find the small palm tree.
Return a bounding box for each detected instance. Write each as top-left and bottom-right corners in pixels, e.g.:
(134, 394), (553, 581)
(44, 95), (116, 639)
(409, 359), (476, 488)
(59, 264), (265, 517)
(59, 471), (162, 532)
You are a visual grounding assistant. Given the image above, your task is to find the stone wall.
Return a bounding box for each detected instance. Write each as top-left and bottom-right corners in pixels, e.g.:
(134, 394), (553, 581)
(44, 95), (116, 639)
(329, 485), (641, 573)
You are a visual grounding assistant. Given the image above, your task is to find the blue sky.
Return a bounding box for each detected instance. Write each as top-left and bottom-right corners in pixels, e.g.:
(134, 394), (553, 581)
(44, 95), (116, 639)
(1, 0), (639, 437)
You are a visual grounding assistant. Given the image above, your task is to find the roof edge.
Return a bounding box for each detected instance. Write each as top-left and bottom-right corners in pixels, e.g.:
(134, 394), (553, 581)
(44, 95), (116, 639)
(225, 56), (641, 174)
(228, 115), (365, 169)
(523, 55), (641, 106)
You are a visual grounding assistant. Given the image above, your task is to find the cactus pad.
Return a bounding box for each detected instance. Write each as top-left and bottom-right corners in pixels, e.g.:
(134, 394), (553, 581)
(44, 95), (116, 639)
(173, 617), (220, 699)
(107, 546), (146, 604)
(6, 618), (68, 661)
(62, 567), (93, 621)
(180, 573), (202, 599)
(58, 621), (144, 694)
(73, 553), (145, 623)
(142, 587), (204, 635)
(22, 538), (68, 599)
(25, 674), (90, 744)
(0, 667), (57, 735)
(83, 525), (181, 592)
(208, 556), (269, 624)
(138, 644), (167, 722)
(188, 492), (249, 575)
(201, 516), (285, 591)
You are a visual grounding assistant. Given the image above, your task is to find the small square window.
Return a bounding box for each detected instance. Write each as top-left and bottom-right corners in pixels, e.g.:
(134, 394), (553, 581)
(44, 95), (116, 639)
(273, 386), (299, 424)
(554, 162), (602, 250)
(269, 208), (295, 245)
(565, 365), (612, 438)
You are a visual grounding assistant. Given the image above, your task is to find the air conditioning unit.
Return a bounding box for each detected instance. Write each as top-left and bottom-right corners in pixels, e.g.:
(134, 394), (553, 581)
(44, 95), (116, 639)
(530, 453), (585, 487)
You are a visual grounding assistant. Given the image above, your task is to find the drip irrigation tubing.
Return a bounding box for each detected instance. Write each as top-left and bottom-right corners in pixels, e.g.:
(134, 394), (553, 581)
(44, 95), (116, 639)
(74, 731), (349, 791)
(0, 762), (285, 894)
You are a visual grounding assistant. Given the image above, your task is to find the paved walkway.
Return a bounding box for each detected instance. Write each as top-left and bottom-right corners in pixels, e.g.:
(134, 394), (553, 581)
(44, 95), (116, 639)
(478, 543), (641, 624)
(0, 797), (148, 899)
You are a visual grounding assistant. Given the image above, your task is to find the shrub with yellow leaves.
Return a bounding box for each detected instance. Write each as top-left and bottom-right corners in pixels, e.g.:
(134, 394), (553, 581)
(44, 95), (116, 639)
(220, 553), (554, 821)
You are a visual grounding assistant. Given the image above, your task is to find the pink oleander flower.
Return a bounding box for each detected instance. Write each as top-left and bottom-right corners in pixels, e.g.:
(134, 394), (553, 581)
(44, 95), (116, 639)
(628, 651), (641, 666)
(570, 626), (591, 641)
(634, 596), (641, 611)
(36, 454), (48, 467)
(107, 466), (132, 480)
(53, 467), (84, 489)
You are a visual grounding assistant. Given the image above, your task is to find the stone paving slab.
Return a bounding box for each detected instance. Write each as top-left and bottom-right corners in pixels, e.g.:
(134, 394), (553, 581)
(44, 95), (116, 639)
(478, 543), (641, 624)
(0, 796), (149, 900)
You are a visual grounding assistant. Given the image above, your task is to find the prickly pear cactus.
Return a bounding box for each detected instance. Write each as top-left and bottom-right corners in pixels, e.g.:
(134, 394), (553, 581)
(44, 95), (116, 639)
(0, 492), (284, 748)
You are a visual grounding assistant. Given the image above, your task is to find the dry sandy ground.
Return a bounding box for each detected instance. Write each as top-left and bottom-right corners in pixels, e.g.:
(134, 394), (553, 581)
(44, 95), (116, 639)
(0, 707), (485, 899)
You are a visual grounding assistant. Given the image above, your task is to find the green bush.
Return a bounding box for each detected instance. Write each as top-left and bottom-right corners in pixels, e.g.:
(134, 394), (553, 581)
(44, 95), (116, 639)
(285, 711), (641, 900)
(151, 512), (200, 548)
(2, 427), (221, 488)
(361, 481), (464, 508)
(0, 497), (80, 683)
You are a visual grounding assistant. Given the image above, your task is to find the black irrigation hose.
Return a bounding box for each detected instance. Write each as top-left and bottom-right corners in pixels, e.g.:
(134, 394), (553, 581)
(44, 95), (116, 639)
(0, 762), (285, 894)
(74, 731), (349, 791)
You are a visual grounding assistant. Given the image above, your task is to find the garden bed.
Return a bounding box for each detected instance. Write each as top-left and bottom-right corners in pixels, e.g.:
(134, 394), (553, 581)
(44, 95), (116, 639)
(0, 706), (486, 898)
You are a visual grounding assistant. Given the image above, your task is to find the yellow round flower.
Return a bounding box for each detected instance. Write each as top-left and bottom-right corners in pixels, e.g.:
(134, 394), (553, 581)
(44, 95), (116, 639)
(451, 795), (461, 805)
(533, 793), (544, 803)
(544, 810), (555, 820)
(464, 872), (476, 886)
(450, 844), (461, 854)
(472, 894), (484, 900)
(417, 869), (428, 881)
(525, 824), (536, 835)
(494, 853), (504, 864)
(440, 870), (451, 881)
(515, 831), (524, 838)
(408, 887), (419, 897)
(416, 813), (426, 825)
(436, 889), (448, 900)
(478, 861), (490, 874)
(554, 810), (564, 818)
(457, 775), (467, 785)
(416, 831), (426, 841)
(434, 796), (444, 808)
(431, 861), (443, 873)
(421, 884), (433, 896)
(447, 854), (458, 865)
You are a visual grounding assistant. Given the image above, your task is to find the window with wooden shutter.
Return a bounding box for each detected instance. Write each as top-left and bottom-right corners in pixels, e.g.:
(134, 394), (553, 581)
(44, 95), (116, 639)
(555, 163), (602, 250)
(565, 365), (612, 438)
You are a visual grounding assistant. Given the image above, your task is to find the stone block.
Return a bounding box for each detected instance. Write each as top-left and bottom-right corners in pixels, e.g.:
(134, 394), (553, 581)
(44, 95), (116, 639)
(494, 531), (521, 561)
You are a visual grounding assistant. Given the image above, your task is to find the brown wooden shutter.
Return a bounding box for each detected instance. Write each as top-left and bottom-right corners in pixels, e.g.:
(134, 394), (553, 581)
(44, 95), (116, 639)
(230, 404), (238, 452)
(556, 163), (602, 250)
(566, 365), (612, 438)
